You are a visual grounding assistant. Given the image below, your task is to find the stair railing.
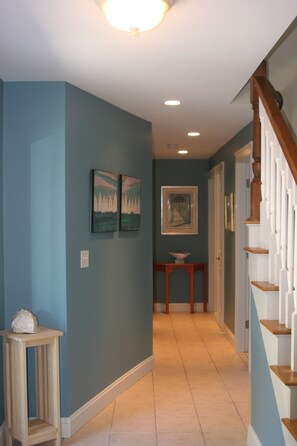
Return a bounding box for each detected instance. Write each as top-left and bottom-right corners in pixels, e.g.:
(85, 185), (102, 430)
(254, 75), (297, 371)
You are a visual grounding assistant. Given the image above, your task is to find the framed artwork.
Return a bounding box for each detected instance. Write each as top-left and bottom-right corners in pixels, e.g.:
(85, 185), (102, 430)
(91, 170), (118, 233)
(120, 175), (141, 231)
(224, 193), (235, 232)
(161, 186), (198, 235)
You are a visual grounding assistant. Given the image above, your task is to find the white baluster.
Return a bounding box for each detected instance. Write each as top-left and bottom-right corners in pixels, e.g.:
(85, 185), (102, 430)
(274, 142), (281, 286)
(269, 139), (276, 284)
(286, 186), (294, 328)
(291, 184), (297, 371)
(279, 162), (288, 324)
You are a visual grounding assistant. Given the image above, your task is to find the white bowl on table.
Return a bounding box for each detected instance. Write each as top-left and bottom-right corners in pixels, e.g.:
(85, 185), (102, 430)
(169, 252), (191, 264)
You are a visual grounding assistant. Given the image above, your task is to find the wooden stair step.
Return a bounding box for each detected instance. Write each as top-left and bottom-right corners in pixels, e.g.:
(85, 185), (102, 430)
(282, 419), (297, 441)
(270, 366), (297, 386)
(260, 320), (291, 335)
(251, 281), (279, 292)
(244, 247), (269, 254)
(244, 219), (260, 225)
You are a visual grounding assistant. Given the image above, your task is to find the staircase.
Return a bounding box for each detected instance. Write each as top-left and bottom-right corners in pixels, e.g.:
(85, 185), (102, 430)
(246, 75), (297, 445)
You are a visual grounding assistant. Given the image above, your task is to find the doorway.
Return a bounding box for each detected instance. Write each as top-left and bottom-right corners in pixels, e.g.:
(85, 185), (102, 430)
(208, 162), (224, 324)
(234, 142), (252, 353)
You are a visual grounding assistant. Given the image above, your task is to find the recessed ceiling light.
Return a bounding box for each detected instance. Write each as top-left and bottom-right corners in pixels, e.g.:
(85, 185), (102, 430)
(167, 143), (178, 149)
(164, 100), (181, 106)
(187, 131), (200, 137)
(178, 150), (188, 154)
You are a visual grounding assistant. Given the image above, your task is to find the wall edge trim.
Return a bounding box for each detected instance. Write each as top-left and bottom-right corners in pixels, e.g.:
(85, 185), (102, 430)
(247, 425), (262, 445)
(220, 322), (235, 348)
(61, 355), (154, 438)
(0, 422), (4, 446)
(154, 303), (204, 313)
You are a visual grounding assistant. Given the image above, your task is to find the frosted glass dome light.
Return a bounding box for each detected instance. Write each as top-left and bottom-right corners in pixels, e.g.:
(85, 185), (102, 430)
(97, 0), (174, 34)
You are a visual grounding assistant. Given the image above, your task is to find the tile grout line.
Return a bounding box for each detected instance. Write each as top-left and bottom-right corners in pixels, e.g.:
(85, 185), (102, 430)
(169, 313), (207, 446)
(191, 314), (249, 431)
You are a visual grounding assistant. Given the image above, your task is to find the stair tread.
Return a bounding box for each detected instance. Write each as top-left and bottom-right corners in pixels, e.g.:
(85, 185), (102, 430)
(282, 419), (297, 441)
(244, 219), (260, 225)
(270, 366), (297, 386)
(251, 281), (279, 292)
(260, 320), (291, 335)
(244, 247), (269, 254)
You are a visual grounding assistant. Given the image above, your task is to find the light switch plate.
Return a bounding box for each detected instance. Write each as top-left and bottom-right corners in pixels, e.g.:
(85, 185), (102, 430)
(80, 250), (89, 268)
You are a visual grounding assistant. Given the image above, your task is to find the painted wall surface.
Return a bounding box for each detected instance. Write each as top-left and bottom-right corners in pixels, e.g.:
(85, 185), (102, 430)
(1, 81), (153, 419)
(2, 81), (68, 413)
(0, 79), (4, 425)
(251, 297), (285, 445)
(269, 22), (297, 142)
(209, 123), (253, 332)
(153, 160), (208, 305)
(65, 84), (153, 415)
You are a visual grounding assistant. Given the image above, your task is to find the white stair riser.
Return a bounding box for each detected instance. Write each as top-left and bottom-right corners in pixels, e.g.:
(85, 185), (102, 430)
(260, 326), (291, 366)
(246, 224), (260, 247)
(282, 424), (297, 446)
(252, 285), (279, 320)
(270, 372), (297, 418)
(248, 253), (269, 282)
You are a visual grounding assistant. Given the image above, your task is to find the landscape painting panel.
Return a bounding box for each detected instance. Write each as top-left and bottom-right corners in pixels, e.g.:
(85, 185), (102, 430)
(92, 170), (118, 232)
(120, 176), (141, 231)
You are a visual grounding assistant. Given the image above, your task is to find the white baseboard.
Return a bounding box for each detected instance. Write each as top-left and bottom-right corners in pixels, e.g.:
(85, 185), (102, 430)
(0, 423), (4, 446)
(219, 322), (235, 348)
(154, 303), (204, 313)
(61, 355), (154, 438)
(247, 425), (262, 446)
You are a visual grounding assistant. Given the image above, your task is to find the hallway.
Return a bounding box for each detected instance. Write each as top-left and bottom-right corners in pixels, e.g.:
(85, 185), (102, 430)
(63, 313), (250, 446)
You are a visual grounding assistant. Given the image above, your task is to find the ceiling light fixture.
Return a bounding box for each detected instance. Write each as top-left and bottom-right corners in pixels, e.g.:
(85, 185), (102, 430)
(164, 100), (181, 106)
(178, 150), (188, 155)
(187, 131), (200, 137)
(97, 0), (174, 34)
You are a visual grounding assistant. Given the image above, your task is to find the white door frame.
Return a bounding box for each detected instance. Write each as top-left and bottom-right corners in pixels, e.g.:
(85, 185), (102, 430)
(208, 162), (224, 322)
(234, 142), (252, 352)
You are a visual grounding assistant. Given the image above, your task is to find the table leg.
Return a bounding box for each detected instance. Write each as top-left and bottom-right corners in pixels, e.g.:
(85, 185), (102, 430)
(165, 266), (169, 314)
(203, 265), (207, 312)
(190, 266), (194, 314)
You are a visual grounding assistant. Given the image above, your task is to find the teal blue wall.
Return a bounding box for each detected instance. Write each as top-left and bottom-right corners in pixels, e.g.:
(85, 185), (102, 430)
(0, 79), (4, 425)
(2, 81), (153, 418)
(209, 123), (252, 332)
(251, 296), (285, 445)
(153, 160), (208, 305)
(3, 81), (68, 413)
(65, 84), (153, 414)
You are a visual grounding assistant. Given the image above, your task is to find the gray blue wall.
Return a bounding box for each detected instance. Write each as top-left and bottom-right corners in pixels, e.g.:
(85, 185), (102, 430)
(153, 159), (208, 305)
(209, 123), (253, 332)
(2, 81), (152, 418)
(251, 297), (285, 445)
(0, 79), (4, 425)
(65, 83), (153, 414)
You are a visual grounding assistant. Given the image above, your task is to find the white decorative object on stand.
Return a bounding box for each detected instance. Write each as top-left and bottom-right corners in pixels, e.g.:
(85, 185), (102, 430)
(11, 309), (39, 333)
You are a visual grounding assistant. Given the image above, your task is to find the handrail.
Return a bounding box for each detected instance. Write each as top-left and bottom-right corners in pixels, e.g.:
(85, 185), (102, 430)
(255, 76), (297, 184)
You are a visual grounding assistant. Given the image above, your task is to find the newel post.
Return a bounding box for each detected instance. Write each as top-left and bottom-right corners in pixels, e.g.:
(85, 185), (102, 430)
(249, 60), (267, 221)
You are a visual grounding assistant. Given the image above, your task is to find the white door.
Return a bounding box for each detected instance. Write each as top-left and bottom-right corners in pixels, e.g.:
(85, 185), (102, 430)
(235, 142), (252, 352)
(208, 163), (224, 324)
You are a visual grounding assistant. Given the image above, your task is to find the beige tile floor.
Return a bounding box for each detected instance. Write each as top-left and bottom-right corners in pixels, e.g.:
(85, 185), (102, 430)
(63, 312), (250, 446)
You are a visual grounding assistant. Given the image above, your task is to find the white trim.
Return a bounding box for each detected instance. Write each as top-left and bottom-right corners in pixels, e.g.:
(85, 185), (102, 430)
(153, 303), (204, 313)
(235, 141), (252, 353)
(219, 322), (235, 348)
(247, 425), (262, 446)
(0, 423), (4, 446)
(61, 355), (154, 438)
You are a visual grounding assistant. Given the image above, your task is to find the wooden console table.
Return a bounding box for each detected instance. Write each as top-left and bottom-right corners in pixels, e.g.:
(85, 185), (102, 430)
(153, 262), (207, 314)
(0, 327), (64, 446)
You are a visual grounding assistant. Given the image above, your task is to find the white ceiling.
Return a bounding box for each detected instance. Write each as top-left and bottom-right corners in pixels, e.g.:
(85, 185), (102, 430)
(0, 0), (296, 159)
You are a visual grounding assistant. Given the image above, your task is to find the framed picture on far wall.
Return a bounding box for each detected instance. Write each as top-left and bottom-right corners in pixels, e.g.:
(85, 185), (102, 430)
(161, 186), (198, 235)
(224, 192), (235, 232)
(120, 175), (141, 231)
(91, 169), (118, 233)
